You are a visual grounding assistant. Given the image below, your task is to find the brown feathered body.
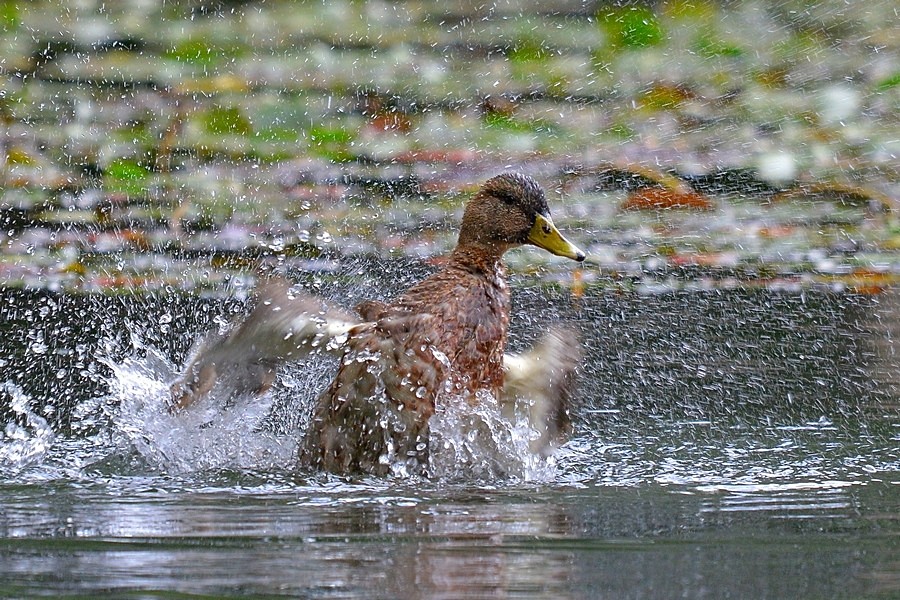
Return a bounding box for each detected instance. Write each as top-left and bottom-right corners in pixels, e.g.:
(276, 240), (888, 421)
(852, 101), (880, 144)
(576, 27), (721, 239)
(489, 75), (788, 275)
(166, 173), (583, 477)
(298, 245), (511, 475)
(170, 268), (581, 476)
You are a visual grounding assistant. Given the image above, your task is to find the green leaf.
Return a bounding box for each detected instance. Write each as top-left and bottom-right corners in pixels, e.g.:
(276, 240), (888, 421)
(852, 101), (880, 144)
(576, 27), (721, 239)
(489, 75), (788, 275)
(600, 6), (665, 49)
(203, 106), (253, 136)
(876, 73), (900, 91)
(695, 36), (744, 58)
(103, 159), (152, 196)
(307, 126), (355, 162)
(508, 40), (549, 63)
(0, 0), (19, 31)
(165, 38), (230, 66)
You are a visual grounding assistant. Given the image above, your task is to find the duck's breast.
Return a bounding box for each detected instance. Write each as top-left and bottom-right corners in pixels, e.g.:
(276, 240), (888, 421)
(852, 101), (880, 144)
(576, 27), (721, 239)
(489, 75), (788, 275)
(419, 271), (509, 397)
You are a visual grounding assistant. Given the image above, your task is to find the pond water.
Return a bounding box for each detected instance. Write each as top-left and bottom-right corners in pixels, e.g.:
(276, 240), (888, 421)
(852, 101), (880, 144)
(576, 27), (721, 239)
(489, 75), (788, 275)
(1, 284), (898, 598)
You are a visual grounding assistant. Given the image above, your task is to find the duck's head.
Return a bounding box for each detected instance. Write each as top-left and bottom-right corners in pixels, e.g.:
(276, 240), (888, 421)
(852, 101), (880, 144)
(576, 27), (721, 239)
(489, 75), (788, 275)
(458, 173), (585, 261)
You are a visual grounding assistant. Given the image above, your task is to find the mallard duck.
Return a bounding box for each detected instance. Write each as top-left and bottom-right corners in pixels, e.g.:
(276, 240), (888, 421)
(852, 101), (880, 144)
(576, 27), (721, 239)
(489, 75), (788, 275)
(170, 173), (584, 475)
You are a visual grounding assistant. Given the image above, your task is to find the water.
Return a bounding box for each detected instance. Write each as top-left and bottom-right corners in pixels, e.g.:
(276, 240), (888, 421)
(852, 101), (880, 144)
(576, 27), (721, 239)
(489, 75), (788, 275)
(2, 479), (894, 599)
(1, 285), (898, 598)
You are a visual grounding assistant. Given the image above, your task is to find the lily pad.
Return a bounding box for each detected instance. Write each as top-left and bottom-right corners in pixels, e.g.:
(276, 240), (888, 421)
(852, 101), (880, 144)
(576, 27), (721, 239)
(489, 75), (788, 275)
(599, 6), (665, 49)
(203, 106), (254, 137)
(0, 0), (18, 31)
(103, 160), (153, 197)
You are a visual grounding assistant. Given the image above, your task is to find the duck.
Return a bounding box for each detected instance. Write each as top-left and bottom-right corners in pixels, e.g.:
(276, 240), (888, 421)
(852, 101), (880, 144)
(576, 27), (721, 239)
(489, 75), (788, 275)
(170, 173), (585, 475)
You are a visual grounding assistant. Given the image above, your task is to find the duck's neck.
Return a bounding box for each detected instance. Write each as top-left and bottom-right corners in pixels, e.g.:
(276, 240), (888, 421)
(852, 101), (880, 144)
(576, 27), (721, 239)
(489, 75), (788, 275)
(449, 242), (507, 277)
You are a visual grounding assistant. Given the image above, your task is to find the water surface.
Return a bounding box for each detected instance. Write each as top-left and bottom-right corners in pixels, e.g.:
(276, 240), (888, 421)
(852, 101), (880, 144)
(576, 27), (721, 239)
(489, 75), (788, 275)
(1, 286), (898, 598)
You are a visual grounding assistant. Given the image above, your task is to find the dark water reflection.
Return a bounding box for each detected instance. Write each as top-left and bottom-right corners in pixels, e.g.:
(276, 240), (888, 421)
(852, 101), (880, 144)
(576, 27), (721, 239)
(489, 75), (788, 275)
(2, 282), (898, 431)
(1, 283), (899, 598)
(564, 287), (899, 425)
(1, 479), (897, 598)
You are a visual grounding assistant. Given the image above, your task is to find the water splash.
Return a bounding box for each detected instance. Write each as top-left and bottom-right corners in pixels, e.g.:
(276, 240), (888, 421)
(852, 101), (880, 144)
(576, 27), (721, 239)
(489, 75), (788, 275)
(0, 382), (55, 474)
(70, 337), (556, 483)
(428, 393), (557, 483)
(74, 343), (297, 476)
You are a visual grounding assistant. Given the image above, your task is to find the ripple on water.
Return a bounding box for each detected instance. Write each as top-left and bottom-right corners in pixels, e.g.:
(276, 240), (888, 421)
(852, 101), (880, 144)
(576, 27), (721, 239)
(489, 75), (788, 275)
(556, 418), (899, 496)
(696, 481), (858, 520)
(3, 328), (898, 495)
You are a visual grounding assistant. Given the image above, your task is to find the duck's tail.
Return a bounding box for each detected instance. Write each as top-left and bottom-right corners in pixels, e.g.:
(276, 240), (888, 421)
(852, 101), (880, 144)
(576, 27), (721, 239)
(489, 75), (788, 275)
(168, 278), (359, 411)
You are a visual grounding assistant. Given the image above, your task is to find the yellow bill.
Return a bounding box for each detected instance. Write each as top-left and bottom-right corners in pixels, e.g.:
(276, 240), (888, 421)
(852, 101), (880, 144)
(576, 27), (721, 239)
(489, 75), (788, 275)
(527, 214), (585, 262)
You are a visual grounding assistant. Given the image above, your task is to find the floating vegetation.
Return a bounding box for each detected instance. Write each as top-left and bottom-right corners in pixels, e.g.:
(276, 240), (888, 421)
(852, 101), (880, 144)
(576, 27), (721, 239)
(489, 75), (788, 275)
(599, 5), (665, 49)
(102, 159), (153, 197)
(0, 0), (895, 296)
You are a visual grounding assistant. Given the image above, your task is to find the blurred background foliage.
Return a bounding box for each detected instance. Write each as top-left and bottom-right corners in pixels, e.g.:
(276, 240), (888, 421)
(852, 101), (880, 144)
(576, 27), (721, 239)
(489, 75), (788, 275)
(0, 0), (897, 294)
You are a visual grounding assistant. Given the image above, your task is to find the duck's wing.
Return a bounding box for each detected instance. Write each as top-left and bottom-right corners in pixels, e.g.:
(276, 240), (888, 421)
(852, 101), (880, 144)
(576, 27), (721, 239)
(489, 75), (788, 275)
(232, 278), (359, 359)
(501, 326), (580, 455)
(169, 279), (360, 411)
